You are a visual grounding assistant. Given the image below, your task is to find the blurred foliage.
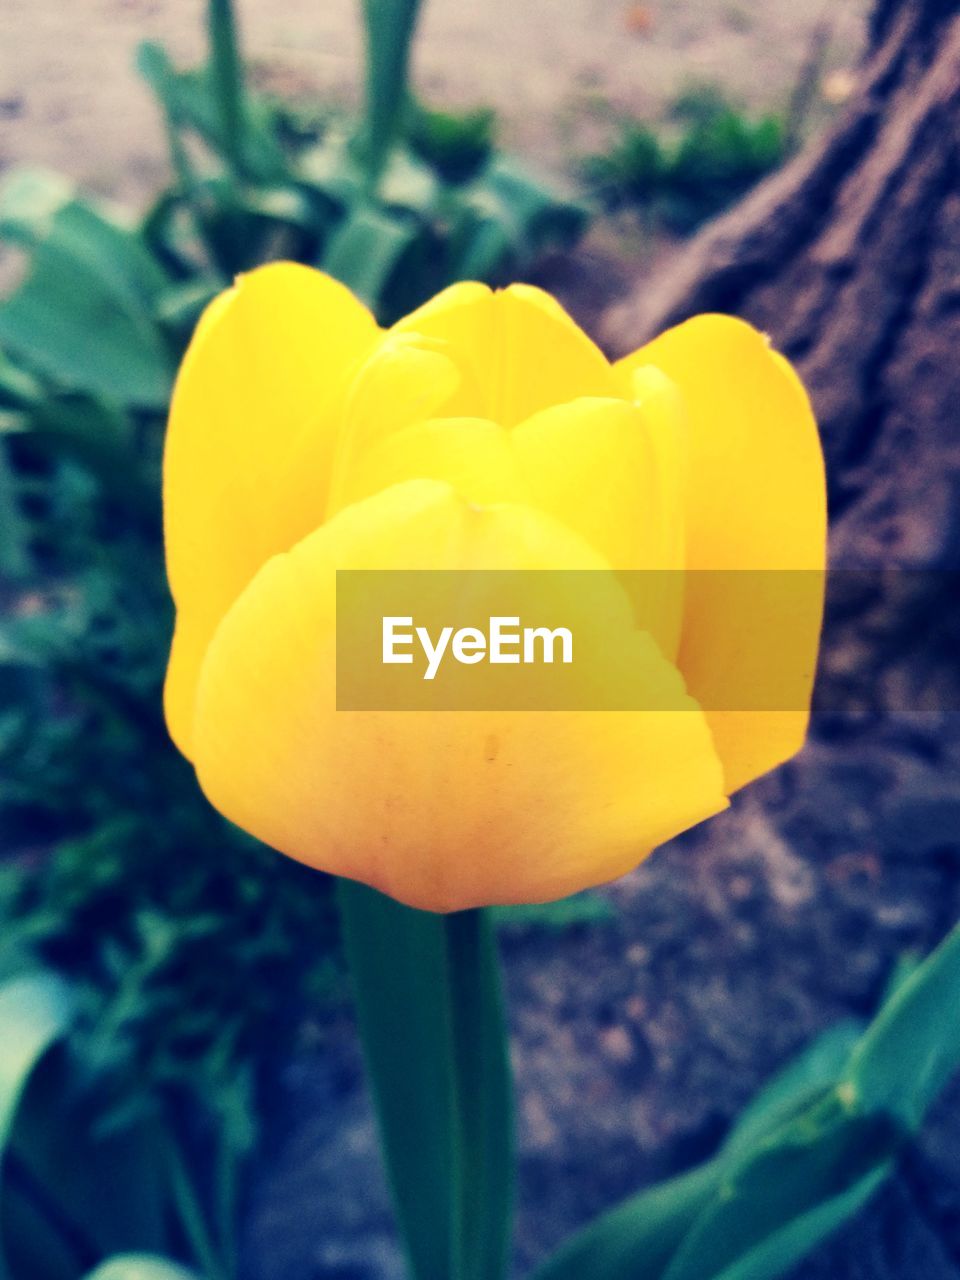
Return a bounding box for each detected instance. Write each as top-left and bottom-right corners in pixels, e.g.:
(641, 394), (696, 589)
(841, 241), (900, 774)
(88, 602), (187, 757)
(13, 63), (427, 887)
(533, 922), (960, 1280)
(0, 441), (342, 1280)
(0, 295), (344, 1106)
(3, 920), (960, 1280)
(491, 891), (616, 931)
(406, 100), (498, 185)
(585, 83), (790, 232)
(0, 0), (587, 1253)
(129, 29), (585, 323)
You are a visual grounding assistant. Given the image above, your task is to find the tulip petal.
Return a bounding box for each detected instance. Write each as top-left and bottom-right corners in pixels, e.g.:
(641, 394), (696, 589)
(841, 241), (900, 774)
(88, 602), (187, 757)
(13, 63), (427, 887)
(336, 417), (520, 511)
(164, 263), (379, 756)
(393, 282), (617, 424)
(191, 480), (727, 912)
(336, 395), (686, 653)
(338, 394), (683, 573)
(618, 315), (826, 792)
(512, 396), (674, 570)
(326, 335), (466, 514)
(512, 396), (685, 656)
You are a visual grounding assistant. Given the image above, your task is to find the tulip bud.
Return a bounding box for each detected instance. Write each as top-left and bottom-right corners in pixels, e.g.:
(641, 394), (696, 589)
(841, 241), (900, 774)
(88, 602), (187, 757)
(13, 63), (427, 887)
(163, 263), (825, 912)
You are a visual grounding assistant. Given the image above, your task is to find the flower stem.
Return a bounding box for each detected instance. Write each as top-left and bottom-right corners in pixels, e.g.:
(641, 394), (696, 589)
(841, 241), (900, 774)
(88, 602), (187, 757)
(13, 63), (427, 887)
(337, 880), (514, 1280)
(359, 0), (424, 191)
(207, 0), (248, 178)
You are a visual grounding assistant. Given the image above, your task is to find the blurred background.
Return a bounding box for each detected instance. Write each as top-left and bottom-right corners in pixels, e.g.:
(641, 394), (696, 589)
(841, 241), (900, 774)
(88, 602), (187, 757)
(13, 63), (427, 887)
(2, 1), (960, 1278)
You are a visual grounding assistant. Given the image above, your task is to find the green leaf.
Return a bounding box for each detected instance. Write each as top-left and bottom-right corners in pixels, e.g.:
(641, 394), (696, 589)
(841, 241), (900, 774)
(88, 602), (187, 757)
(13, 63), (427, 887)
(0, 170), (174, 407)
(470, 156), (588, 256)
(843, 918), (960, 1131)
(21, 397), (155, 516)
(337, 882), (513, 1280)
(0, 353), (42, 408)
(406, 101), (496, 186)
(532, 921), (960, 1280)
(585, 125), (665, 208)
(661, 1094), (899, 1280)
(154, 280), (222, 334)
(137, 40), (285, 184)
(322, 204), (421, 309)
(0, 169), (170, 311)
(531, 1019), (865, 1280)
(0, 973), (75, 1279)
(705, 1165), (890, 1280)
(82, 1256), (198, 1280)
(529, 1160), (724, 1280)
(9, 1056), (171, 1266)
(0, 170), (76, 243)
(449, 213), (513, 282)
(0, 974), (74, 1152)
(0, 442), (31, 579)
(137, 43), (206, 201)
(452, 156), (587, 281)
(160, 1130), (227, 1280)
(722, 1020), (864, 1160)
(378, 148), (440, 217)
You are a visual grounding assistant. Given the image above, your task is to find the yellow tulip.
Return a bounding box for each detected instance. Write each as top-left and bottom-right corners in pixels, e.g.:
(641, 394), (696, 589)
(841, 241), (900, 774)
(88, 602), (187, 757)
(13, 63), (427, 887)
(163, 263), (825, 913)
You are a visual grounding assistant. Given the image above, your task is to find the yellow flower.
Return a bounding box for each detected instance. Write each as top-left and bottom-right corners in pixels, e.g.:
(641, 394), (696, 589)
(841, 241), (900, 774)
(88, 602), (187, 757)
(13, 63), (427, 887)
(163, 263), (825, 913)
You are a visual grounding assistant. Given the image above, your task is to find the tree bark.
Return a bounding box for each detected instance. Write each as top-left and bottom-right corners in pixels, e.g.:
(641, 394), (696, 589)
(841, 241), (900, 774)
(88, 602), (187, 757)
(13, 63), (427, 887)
(603, 0), (960, 572)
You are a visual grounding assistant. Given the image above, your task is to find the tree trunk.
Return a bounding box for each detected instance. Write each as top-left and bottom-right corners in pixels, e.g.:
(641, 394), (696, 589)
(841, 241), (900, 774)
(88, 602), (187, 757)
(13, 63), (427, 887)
(603, 0), (960, 571)
(598, 16), (960, 1276)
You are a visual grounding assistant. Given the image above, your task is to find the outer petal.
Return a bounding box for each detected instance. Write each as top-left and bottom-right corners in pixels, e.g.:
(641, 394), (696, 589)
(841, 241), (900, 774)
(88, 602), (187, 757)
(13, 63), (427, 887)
(191, 480), (727, 912)
(618, 315), (826, 792)
(164, 263), (379, 756)
(393, 282), (618, 424)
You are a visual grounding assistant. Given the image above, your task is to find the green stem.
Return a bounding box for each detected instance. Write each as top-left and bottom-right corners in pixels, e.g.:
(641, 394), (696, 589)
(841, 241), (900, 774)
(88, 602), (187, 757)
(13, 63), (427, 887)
(163, 1130), (226, 1280)
(359, 0), (424, 190)
(337, 880), (514, 1280)
(446, 909), (514, 1280)
(207, 0), (248, 177)
(213, 1122), (239, 1280)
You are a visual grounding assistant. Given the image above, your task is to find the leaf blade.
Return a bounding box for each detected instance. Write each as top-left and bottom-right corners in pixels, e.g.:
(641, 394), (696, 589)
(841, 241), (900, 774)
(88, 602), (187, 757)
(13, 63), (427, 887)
(82, 1255), (198, 1280)
(0, 972), (75, 1280)
(843, 919), (960, 1130)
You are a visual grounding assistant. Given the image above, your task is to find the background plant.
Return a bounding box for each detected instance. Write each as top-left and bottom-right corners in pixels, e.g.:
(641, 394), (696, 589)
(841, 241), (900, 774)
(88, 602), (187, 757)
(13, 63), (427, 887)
(3, 907), (960, 1279)
(584, 83), (792, 232)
